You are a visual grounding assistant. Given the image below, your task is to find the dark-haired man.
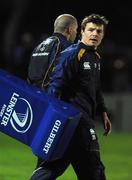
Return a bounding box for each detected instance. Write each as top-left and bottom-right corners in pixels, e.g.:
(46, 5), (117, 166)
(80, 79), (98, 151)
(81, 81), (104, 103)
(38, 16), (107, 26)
(31, 14), (112, 180)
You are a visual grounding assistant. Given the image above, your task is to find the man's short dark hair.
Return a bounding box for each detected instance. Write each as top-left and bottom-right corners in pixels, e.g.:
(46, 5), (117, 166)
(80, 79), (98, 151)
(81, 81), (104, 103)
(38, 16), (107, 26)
(81, 13), (109, 31)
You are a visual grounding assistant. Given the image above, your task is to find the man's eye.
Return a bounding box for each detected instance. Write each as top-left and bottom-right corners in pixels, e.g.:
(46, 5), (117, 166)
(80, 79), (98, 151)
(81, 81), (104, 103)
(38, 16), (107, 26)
(97, 30), (102, 34)
(88, 28), (94, 32)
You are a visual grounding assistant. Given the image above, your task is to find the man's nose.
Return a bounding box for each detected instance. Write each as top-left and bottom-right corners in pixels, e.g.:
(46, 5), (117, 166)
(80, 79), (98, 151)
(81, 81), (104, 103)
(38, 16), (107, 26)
(93, 30), (98, 35)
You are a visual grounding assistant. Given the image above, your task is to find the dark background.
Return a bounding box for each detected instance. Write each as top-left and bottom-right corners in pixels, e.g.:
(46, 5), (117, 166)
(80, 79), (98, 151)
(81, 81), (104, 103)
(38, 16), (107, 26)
(0, 0), (132, 92)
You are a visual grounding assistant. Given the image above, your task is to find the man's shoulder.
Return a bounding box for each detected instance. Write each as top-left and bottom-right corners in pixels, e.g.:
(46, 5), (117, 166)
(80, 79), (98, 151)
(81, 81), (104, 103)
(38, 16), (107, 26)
(61, 43), (80, 55)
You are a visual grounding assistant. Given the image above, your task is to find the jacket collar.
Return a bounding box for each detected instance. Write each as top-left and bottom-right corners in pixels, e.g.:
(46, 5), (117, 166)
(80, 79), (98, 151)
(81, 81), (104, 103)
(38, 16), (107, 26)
(79, 42), (96, 52)
(52, 33), (68, 41)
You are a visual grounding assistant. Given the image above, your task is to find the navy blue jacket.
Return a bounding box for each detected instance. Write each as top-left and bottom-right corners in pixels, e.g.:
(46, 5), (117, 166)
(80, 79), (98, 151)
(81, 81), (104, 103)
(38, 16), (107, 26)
(52, 33), (72, 51)
(48, 42), (107, 125)
(28, 33), (72, 88)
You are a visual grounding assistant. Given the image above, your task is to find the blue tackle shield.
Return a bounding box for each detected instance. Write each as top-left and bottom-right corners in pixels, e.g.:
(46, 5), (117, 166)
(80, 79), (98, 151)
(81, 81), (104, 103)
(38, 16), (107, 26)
(0, 69), (81, 161)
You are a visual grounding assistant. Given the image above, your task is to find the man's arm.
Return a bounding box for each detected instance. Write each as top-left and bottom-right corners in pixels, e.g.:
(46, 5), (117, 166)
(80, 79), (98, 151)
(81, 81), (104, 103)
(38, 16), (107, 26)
(96, 87), (112, 136)
(48, 43), (80, 98)
(48, 49), (76, 97)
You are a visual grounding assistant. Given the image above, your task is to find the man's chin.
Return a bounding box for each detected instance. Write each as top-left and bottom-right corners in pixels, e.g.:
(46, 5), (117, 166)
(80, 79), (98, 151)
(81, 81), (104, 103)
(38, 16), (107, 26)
(89, 43), (96, 48)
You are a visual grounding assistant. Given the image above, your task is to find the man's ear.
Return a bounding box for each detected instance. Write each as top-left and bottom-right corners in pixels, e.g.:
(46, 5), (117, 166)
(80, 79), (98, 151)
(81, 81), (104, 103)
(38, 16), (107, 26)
(66, 27), (72, 34)
(81, 29), (84, 36)
(63, 27), (70, 36)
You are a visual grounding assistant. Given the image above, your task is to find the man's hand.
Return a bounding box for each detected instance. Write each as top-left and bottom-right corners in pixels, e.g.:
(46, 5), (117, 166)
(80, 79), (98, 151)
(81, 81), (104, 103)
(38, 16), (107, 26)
(102, 112), (112, 136)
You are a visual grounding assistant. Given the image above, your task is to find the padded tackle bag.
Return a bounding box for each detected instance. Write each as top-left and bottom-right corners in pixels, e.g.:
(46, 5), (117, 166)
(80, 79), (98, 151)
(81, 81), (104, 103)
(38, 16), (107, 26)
(0, 69), (81, 161)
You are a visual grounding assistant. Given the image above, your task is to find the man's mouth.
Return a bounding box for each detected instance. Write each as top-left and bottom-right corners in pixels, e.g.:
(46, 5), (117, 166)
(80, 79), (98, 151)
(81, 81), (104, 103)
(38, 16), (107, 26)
(90, 38), (98, 42)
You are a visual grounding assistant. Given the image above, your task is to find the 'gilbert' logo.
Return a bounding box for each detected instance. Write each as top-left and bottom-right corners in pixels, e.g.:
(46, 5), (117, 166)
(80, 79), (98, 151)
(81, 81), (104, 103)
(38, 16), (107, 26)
(0, 93), (33, 133)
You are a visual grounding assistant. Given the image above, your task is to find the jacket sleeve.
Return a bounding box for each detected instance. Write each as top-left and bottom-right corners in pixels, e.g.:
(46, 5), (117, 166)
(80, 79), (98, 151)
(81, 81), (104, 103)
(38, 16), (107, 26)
(96, 86), (108, 115)
(96, 63), (108, 115)
(47, 50), (78, 97)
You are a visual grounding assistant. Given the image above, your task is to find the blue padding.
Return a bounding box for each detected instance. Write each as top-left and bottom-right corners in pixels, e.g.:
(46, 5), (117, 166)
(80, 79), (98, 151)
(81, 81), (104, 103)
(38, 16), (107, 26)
(0, 69), (81, 161)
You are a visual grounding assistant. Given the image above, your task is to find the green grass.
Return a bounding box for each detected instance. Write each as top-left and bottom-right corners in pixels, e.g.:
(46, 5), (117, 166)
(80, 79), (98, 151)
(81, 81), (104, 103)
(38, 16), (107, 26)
(0, 131), (132, 180)
(99, 131), (132, 180)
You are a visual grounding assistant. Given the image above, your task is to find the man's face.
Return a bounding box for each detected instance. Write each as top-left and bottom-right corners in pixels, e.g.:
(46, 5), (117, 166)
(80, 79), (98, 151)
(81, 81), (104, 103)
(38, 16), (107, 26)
(81, 22), (104, 48)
